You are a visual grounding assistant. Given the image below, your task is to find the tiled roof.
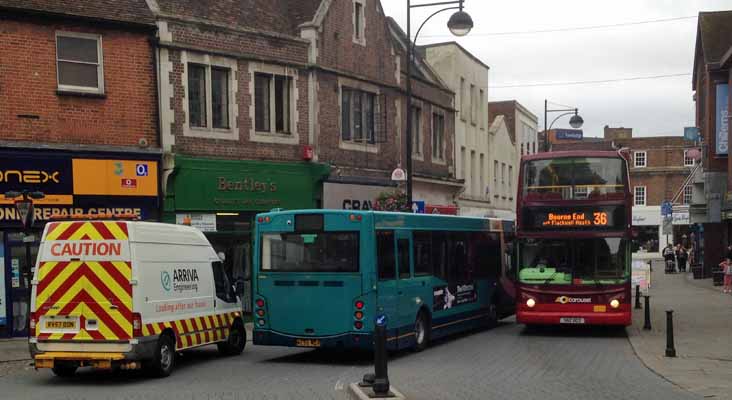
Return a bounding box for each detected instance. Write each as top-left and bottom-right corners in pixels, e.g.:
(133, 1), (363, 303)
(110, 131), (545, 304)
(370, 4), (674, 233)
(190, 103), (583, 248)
(698, 10), (732, 64)
(0, 0), (156, 26)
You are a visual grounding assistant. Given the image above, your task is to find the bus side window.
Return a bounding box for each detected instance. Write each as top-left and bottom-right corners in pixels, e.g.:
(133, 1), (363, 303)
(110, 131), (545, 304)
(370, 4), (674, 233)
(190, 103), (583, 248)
(414, 231), (432, 276)
(472, 232), (500, 280)
(377, 231), (396, 280)
(432, 232), (448, 281)
(397, 239), (411, 279)
(450, 232), (468, 284)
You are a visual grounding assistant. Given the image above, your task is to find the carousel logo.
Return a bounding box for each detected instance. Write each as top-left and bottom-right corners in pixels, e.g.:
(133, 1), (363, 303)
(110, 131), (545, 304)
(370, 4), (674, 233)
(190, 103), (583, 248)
(555, 296), (592, 304)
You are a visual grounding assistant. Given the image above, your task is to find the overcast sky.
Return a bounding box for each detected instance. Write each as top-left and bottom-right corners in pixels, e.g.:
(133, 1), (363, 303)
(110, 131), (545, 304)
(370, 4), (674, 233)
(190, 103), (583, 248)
(382, 0), (732, 138)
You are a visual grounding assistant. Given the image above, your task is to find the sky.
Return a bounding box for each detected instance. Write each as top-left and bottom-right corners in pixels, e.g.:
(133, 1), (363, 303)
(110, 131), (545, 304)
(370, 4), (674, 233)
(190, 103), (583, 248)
(381, 0), (732, 138)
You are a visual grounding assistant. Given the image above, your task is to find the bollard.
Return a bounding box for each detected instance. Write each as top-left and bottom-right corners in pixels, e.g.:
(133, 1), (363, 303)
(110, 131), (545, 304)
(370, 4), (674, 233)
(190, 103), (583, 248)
(372, 323), (390, 396)
(665, 310), (677, 357)
(643, 295), (651, 330)
(635, 285), (642, 309)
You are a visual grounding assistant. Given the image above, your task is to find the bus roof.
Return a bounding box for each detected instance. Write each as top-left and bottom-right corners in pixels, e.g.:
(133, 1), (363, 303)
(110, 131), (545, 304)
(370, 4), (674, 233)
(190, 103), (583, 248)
(255, 209), (514, 233)
(521, 150), (621, 161)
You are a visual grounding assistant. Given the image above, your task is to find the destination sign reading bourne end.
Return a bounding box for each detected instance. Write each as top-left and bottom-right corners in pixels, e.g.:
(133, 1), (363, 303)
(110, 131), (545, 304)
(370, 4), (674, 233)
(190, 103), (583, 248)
(522, 206), (625, 231)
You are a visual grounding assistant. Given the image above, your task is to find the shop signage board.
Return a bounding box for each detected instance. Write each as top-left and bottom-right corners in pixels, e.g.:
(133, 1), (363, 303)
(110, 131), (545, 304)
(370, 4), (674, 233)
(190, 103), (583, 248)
(0, 152), (160, 227)
(716, 83), (729, 155)
(323, 183), (390, 211)
(176, 213), (217, 232)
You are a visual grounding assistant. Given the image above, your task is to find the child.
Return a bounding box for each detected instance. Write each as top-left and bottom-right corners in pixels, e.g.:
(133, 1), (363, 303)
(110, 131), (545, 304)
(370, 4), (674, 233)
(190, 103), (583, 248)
(720, 258), (732, 294)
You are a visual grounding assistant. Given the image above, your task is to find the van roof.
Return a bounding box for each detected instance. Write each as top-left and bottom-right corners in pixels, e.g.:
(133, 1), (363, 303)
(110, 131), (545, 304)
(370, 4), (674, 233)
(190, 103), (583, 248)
(42, 220), (213, 247)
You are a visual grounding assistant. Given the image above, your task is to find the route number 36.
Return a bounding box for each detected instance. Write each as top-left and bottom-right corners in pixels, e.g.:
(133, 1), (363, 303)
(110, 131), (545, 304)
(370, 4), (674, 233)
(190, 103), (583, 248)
(593, 212), (608, 226)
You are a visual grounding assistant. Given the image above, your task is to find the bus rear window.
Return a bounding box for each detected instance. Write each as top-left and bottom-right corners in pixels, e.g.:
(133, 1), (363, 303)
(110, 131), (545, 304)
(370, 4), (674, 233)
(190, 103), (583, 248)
(261, 232), (359, 272)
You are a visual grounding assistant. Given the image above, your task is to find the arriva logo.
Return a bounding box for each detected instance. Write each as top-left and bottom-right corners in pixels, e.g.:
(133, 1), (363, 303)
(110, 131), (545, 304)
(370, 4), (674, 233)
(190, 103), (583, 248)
(161, 271), (172, 292)
(555, 296), (592, 304)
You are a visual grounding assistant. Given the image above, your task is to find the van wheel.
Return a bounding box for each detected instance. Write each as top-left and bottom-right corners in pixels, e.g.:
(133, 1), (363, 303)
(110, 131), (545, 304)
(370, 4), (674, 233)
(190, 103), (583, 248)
(413, 312), (430, 352)
(218, 321), (246, 356)
(149, 334), (175, 378)
(51, 362), (77, 378)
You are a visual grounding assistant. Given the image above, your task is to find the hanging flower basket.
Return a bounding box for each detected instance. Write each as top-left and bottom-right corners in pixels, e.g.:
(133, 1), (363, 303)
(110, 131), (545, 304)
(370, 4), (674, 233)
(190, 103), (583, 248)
(373, 190), (410, 212)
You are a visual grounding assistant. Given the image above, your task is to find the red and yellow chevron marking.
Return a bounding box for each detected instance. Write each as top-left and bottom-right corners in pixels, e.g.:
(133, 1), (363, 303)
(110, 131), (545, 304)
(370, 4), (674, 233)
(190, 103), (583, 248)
(35, 221), (131, 341)
(141, 312), (239, 350)
(45, 221), (129, 241)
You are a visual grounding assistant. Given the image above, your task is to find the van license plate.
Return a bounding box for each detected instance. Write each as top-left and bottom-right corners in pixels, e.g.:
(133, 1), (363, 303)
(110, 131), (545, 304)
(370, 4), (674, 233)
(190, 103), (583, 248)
(295, 339), (321, 348)
(45, 320), (77, 330)
(559, 317), (585, 324)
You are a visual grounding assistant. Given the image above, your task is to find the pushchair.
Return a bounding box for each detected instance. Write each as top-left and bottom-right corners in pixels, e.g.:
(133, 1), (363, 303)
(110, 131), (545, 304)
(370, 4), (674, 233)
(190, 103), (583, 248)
(665, 257), (676, 274)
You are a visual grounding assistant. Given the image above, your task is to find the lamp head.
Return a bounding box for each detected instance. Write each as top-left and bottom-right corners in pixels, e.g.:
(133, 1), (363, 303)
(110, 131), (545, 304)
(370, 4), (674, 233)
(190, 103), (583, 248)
(569, 113), (584, 129)
(447, 10), (473, 37)
(29, 191), (46, 200)
(4, 191), (21, 200)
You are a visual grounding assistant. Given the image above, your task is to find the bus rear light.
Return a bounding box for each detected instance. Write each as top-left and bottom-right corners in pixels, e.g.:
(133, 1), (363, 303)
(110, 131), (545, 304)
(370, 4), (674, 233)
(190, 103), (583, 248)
(354, 311), (363, 320)
(256, 309), (265, 317)
(354, 321), (363, 330)
(265, 216), (271, 223)
(349, 214), (362, 222)
(355, 300), (364, 310)
(526, 298), (536, 308)
(258, 319), (266, 326)
(258, 217), (264, 223)
(610, 299), (620, 309)
(132, 313), (143, 337)
(256, 299), (265, 308)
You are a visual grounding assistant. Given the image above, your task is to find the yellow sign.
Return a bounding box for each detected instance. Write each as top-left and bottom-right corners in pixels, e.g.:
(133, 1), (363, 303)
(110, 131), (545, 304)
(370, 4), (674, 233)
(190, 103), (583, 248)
(72, 159), (158, 197)
(45, 320), (77, 329)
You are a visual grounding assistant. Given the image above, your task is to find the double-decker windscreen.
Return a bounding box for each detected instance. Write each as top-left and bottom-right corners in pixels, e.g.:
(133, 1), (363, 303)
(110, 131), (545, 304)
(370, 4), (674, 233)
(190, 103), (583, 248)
(260, 232), (359, 272)
(518, 238), (628, 285)
(523, 157), (627, 200)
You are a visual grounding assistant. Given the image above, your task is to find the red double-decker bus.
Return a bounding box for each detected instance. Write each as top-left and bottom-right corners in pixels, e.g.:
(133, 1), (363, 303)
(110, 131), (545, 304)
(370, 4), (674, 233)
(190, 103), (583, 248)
(515, 150), (632, 326)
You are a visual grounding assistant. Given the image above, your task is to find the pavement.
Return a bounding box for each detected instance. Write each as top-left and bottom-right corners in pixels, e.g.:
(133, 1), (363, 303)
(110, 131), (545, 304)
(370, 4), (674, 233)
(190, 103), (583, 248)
(628, 259), (732, 400)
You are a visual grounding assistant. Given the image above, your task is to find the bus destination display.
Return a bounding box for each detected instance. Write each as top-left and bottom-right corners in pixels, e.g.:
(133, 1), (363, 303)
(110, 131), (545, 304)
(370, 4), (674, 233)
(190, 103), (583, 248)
(522, 206), (625, 231)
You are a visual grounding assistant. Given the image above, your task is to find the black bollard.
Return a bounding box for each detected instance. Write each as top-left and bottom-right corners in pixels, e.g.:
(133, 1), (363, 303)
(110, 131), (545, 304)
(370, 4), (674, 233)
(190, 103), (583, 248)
(372, 323), (390, 396)
(665, 310), (677, 357)
(643, 295), (651, 330)
(635, 285), (642, 309)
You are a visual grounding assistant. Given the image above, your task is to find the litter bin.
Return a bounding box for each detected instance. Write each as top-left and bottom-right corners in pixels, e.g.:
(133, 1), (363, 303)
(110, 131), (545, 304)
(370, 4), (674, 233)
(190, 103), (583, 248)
(712, 268), (724, 286)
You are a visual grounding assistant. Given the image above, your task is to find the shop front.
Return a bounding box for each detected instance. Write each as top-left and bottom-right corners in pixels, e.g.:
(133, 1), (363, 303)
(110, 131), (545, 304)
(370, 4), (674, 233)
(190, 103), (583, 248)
(631, 206), (662, 259)
(163, 156), (330, 312)
(0, 149), (160, 337)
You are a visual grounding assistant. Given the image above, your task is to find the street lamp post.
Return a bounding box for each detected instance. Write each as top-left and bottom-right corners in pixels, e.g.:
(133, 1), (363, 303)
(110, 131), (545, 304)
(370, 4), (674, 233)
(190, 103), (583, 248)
(405, 0), (474, 206)
(543, 99), (584, 152)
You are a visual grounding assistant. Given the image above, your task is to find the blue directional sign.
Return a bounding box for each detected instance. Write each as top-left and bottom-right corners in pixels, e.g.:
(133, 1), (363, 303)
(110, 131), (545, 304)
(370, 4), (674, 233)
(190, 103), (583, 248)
(375, 314), (388, 327)
(661, 201), (673, 217)
(411, 201), (425, 214)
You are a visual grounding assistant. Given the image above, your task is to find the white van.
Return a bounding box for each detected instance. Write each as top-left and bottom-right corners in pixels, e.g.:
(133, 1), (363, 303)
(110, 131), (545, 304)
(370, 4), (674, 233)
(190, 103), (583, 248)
(29, 219), (245, 377)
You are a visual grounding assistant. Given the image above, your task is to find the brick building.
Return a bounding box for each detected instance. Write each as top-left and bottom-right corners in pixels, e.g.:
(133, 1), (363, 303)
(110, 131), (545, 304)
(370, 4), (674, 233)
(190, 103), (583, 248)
(153, 0), (457, 305)
(553, 126), (696, 258)
(691, 11), (732, 273)
(0, 0), (161, 336)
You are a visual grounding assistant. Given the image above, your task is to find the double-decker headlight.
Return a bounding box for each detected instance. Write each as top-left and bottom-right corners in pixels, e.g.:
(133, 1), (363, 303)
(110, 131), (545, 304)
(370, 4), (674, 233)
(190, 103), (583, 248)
(610, 299), (620, 309)
(526, 298), (536, 308)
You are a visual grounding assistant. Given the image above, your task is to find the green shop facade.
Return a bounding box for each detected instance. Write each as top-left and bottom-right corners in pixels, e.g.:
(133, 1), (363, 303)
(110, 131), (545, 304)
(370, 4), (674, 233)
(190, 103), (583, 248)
(164, 155), (330, 312)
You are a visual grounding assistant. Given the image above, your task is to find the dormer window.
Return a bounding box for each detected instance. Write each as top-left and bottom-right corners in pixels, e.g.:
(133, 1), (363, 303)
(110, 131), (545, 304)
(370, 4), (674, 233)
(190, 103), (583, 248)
(353, 0), (366, 45)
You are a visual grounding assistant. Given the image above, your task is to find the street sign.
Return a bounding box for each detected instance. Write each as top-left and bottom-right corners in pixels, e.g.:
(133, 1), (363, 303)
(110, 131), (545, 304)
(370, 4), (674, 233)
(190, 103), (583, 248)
(662, 216), (673, 235)
(390, 167), (406, 182)
(411, 201), (425, 214)
(15, 199), (34, 230)
(661, 201), (673, 217)
(375, 314), (388, 327)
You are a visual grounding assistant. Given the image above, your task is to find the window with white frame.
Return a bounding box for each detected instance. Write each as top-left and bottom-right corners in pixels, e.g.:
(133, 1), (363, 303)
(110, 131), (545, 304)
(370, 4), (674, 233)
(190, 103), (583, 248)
(683, 185), (693, 204)
(684, 150), (695, 167)
(634, 151), (647, 168)
(342, 87), (376, 143)
(411, 106), (422, 156)
(432, 113), (445, 160)
(353, 0), (365, 44)
(255, 73), (292, 134)
(634, 186), (646, 206)
(188, 62), (233, 130)
(56, 32), (104, 94)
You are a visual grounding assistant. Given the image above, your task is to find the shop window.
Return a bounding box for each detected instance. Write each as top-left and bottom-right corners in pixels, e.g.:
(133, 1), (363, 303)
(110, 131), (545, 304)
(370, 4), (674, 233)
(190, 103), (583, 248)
(414, 231), (432, 276)
(377, 231), (396, 280)
(432, 113), (445, 161)
(634, 151), (647, 168)
(255, 73), (292, 134)
(56, 32), (104, 94)
(634, 186), (646, 206)
(632, 226), (659, 253)
(341, 87), (376, 143)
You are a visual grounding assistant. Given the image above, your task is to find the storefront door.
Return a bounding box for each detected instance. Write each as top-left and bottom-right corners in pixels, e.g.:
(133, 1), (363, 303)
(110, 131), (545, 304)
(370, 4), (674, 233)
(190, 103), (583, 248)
(5, 232), (39, 337)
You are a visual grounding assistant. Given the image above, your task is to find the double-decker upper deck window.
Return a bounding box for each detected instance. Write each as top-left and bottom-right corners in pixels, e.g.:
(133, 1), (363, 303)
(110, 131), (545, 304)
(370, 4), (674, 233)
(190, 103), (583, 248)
(342, 88), (375, 143)
(56, 33), (104, 93)
(523, 157), (627, 200)
(255, 73), (292, 134)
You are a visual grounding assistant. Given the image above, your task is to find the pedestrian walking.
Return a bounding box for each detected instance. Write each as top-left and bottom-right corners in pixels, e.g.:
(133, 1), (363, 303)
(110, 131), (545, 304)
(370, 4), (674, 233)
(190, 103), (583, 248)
(676, 245), (688, 273)
(663, 244), (676, 273)
(720, 258), (732, 294)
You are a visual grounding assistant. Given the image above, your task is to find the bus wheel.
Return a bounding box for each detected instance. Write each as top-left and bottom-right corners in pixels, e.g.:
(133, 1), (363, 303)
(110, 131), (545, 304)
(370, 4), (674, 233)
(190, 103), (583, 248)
(149, 334), (175, 378)
(51, 361), (77, 378)
(218, 321), (246, 356)
(486, 302), (499, 328)
(413, 312), (430, 352)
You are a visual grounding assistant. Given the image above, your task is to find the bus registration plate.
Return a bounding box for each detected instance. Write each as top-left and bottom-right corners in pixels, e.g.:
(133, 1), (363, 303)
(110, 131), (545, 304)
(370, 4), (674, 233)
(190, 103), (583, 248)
(560, 317), (585, 324)
(295, 339), (321, 348)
